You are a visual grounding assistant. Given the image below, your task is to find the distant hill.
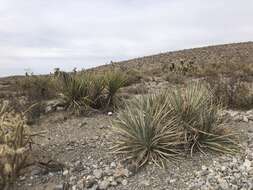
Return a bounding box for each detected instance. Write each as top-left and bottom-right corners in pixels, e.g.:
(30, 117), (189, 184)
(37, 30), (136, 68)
(95, 41), (253, 74)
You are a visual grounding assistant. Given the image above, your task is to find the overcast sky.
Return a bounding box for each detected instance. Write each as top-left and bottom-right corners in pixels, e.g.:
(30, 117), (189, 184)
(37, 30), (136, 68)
(0, 0), (252, 76)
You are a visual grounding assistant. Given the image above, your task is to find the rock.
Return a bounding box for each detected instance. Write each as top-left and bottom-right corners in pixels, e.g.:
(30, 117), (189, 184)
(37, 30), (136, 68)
(140, 179), (150, 186)
(45, 105), (53, 113)
(218, 178), (229, 189)
(110, 162), (116, 168)
(53, 184), (64, 190)
(98, 180), (110, 190)
(62, 169), (69, 176)
(85, 176), (97, 188)
(121, 179), (128, 186)
(242, 159), (252, 171)
(108, 112), (113, 116)
(243, 116), (249, 122)
(93, 169), (103, 179)
(114, 166), (129, 178)
(233, 115), (243, 122)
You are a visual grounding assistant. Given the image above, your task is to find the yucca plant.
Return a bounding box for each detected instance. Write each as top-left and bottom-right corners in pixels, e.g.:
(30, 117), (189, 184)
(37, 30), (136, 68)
(89, 74), (106, 109)
(58, 72), (92, 114)
(105, 71), (127, 106)
(0, 103), (35, 190)
(167, 83), (239, 155)
(112, 95), (184, 168)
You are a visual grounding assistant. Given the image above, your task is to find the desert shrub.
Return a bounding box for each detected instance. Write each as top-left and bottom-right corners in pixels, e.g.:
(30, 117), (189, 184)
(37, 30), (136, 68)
(16, 75), (56, 101)
(58, 72), (93, 114)
(105, 71), (127, 106)
(112, 95), (184, 168)
(0, 103), (36, 189)
(57, 70), (126, 114)
(167, 83), (239, 155)
(205, 76), (253, 110)
(125, 69), (142, 85)
(197, 62), (253, 78)
(164, 72), (185, 84)
(124, 83), (148, 95)
(112, 83), (239, 168)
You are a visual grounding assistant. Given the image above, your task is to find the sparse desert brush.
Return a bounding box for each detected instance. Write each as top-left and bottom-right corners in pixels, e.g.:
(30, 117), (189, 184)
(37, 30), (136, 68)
(167, 83), (239, 155)
(105, 71), (127, 106)
(164, 72), (185, 84)
(205, 76), (253, 110)
(112, 95), (184, 168)
(57, 70), (126, 114)
(0, 103), (38, 189)
(124, 69), (143, 85)
(112, 83), (239, 169)
(58, 72), (93, 114)
(16, 74), (57, 101)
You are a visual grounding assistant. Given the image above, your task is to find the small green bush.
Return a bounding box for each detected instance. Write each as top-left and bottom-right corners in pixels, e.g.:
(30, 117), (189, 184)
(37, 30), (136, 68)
(112, 94), (184, 168)
(105, 71), (127, 106)
(112, 83), (239, 168)
(16, 75), (56, 101)
(205, 76), (253, 110)
(167, 83), (239, 155)
(58, 70), (126, 114)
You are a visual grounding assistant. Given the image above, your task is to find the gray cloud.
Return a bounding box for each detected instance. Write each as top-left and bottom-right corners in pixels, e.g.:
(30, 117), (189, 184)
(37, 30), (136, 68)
(0, 0), (253, 76)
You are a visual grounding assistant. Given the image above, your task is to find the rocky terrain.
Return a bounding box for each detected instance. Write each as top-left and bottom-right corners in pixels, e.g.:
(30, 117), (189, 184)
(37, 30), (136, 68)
(14, 109), (253, 190)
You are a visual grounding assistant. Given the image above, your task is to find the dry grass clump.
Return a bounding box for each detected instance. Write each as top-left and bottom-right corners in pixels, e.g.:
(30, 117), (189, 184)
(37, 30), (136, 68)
(16, 74), (57, 101)
(58, 70), (126, 114)
(0, 103), (35, 189)
(112, 83), (239, 168)
(205, 76), (253, 110)
(197, 62), (253, 78)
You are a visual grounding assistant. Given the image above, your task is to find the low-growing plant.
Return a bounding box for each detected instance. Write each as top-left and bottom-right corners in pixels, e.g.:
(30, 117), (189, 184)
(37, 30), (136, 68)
(112, 95), (184, 168)
(112, 83), (239, 169)
(167, 83), (239, 155)
(0, 103), (38, 189)
(164, 72), (185, 84)
(16, 74), (56, 101)
(125, 69), (143, 85)
(105, 71), (127, 107)
(205, 76), (253, 110)
(58, 72), (92, 114)
(57, 70), (126, 114)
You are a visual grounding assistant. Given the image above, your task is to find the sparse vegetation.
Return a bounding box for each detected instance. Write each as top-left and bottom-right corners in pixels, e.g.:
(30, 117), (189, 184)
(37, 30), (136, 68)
(113, 83), (239, 168)
(105, 71), (127, 106)
(112, 94), (183, 168)
(205, 76), (253, 110)
(167, 83), (239, 155)
(16, 74), (57, 101)
(0, 103), (38, 189)
(57, 70), (126, 114)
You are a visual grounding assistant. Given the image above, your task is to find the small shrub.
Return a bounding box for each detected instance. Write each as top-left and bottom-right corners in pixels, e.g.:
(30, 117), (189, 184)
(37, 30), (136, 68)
(112, 95), (184, 168)
(112, 83), (239, 169)
(58, 70), (126, 114)
(125, 69), (142, 85)
(205, 76), (253, 110)
(0, 103), (37, 189)
(16, 75), (56, 101)
(164, 72), (185, 84)
(167, 83), (239, 155)
(58, 72), (92, 114)
(105, 71), (127, 106)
